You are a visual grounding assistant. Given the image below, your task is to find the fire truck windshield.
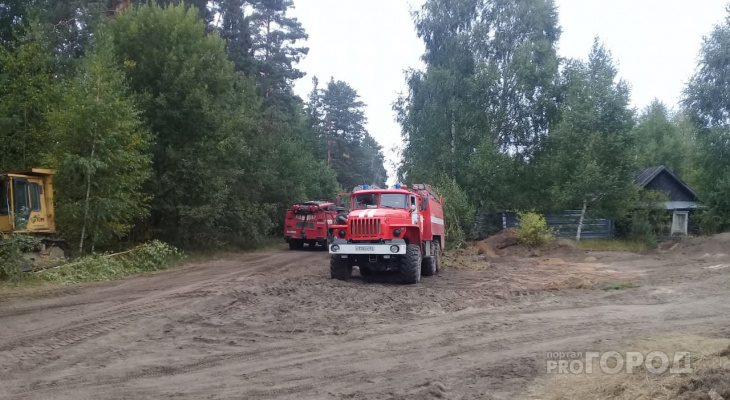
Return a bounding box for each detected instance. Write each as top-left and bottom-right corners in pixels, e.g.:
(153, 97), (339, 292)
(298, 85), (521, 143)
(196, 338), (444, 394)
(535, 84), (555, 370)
(353, 194), (378, 209)
(353, 193), (408, 210)
(380, 194), (408, 209)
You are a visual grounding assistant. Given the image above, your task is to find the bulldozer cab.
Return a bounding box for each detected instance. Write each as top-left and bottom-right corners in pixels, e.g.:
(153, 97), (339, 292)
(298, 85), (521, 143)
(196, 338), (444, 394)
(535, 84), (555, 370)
(0, 169), (56, 235)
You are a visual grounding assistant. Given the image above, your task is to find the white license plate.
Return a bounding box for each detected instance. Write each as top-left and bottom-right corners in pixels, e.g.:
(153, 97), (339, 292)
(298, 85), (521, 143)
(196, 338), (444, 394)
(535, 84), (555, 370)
(287, 230), (296, 234)
(355, 246), (374, 251)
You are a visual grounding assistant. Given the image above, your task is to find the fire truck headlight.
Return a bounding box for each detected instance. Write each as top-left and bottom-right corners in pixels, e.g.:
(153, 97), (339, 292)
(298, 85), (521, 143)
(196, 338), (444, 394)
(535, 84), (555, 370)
(393, 229), (401, 237)
(390, 245), (399, 253)
(331, 245), (340, 253)
(338, 230), (346, 238)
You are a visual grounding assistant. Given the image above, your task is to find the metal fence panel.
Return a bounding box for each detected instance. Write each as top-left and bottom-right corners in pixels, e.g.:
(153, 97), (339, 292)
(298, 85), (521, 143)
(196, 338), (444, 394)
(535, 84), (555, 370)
(476, 211), (614, 240)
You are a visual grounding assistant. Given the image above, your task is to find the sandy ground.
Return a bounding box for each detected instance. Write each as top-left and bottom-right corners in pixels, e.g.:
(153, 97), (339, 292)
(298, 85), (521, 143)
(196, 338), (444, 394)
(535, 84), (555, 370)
(1, 236), (729, 400)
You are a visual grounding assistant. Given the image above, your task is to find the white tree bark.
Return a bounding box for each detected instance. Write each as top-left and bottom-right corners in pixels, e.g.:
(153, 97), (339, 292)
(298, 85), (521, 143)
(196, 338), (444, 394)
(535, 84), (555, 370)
(79, 143), (95, 253)
(576, 198), (587, 242)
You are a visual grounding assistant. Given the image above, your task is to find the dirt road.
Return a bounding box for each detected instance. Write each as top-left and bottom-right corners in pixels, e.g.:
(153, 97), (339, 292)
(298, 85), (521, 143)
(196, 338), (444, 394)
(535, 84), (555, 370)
(1, 241), (729, 399)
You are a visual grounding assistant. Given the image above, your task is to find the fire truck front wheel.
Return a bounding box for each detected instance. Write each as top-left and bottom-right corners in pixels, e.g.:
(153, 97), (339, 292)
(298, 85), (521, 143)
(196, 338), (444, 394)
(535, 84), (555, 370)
(330, 256), (352, 280)
(400, 244), (422, 284)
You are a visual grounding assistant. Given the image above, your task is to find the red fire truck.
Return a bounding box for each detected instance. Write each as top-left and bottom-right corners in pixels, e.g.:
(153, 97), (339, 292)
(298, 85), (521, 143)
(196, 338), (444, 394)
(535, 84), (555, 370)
(327, 183), (445, 284)
(284, 201), (339, 250)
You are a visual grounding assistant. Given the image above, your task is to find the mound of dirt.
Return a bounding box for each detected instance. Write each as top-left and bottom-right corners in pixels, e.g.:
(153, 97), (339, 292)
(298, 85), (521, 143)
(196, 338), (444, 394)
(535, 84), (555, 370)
(444, 233), (637, 292)
(473, 230), (587, 260)
(657, 233), (730, 261)
(443, 245), (496, 271)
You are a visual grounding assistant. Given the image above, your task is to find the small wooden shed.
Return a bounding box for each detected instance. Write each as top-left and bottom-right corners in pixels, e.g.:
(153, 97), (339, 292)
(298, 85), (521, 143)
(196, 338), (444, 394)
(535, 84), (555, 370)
(634, 166), (699, 235)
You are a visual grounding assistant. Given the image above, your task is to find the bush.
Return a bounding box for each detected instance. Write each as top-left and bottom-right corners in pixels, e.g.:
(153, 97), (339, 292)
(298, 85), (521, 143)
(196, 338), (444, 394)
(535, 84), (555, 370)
(619, 190), (669, 243)
(41, 240), (184, 285)
(433, 175), (475, 250)
(0, 234), (41, 282)
(0, 236), (24, 282)
(629, 214), (657, 247)
(515, 211), (554, 246)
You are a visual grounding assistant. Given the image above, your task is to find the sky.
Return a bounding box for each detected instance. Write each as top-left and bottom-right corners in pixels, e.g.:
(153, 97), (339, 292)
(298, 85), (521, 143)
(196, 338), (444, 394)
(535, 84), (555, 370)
(289, 0), (728, 183)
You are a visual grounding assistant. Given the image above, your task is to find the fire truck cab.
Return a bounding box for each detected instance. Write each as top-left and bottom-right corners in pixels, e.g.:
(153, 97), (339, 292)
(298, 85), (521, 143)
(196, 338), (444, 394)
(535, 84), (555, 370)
(328, 183), (445, 284)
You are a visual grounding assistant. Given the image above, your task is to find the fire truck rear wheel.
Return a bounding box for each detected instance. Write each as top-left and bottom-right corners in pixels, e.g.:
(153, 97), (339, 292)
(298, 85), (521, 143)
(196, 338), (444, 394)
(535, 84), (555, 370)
(400, 244), (422, 284)
(433, 241), (441, 273)
(421, 241), (439, 277)
(330, 256), (352, 280)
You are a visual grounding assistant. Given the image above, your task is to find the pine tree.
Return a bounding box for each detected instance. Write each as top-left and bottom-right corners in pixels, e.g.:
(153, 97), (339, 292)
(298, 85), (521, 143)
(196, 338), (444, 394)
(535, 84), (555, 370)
(246, 0), (308, 104)
(308, 77), (387, 190)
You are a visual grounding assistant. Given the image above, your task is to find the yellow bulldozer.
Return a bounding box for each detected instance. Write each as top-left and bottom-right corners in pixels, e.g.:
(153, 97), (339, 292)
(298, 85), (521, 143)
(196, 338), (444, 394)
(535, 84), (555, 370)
(1, 169), (70, 270)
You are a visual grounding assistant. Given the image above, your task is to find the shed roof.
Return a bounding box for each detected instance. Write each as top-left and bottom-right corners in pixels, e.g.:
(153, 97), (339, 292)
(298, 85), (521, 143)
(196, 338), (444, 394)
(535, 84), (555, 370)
(634, 166), (699, 200)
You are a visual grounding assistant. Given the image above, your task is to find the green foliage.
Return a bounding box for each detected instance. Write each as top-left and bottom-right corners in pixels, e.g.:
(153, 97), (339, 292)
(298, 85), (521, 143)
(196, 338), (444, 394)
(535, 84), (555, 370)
(619, 189), (669, 247)
(432, 175), (474, 250)
(398, 0), (561, 190)
(539, 41), (636, 218)
(603, 282), (639, 291)
(684, 7), (730, 233)
(104, 4), (341, 248)
(0, 21), (59, 171)
(47, 30), (152, 253)
(307, 77), (387, 190)
(0, 1), (346, 255)
(695, 171), (730, 234)
(398, 1), (642, 231)
(0, 234), (41, 282)
(40, 240), (183, 285)
(515, 211), (554, 246)
(467, 140), (531, 213)
(629, 216), (656, 247)
(632, 100), (691, 176)
(0, 235), (25, 281)
(0, 1), (106, 71)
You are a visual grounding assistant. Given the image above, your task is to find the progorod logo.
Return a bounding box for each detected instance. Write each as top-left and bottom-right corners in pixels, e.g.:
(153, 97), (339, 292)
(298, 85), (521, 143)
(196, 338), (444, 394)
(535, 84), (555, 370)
(545, 351), (692, 374)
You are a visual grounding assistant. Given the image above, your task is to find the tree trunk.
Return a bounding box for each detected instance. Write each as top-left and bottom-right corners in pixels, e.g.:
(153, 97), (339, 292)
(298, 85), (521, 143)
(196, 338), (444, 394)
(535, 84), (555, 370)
(576, 198), (587, 242)
(23, 106), (28, 169)
(91, 230), (97, 254)
(327, 119), (332, 167)
(450, 103), (456, 183)
(79, 143), (95, 253)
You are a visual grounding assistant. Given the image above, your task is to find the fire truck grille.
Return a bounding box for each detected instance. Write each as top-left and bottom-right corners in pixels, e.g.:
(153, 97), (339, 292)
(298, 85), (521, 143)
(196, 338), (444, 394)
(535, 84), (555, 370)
(349, 218), (382, 238)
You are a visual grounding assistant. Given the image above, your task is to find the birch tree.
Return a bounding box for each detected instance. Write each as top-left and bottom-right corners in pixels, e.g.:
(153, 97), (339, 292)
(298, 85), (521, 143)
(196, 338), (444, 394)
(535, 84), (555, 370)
(48, 31), (151, 253)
